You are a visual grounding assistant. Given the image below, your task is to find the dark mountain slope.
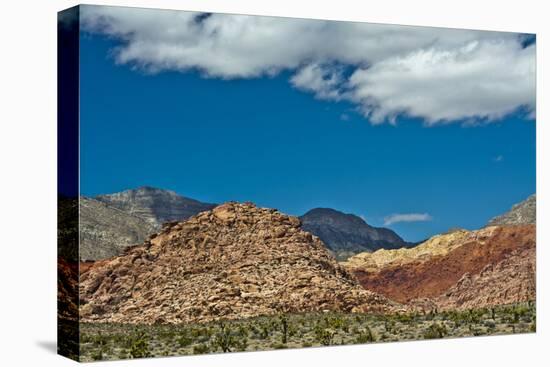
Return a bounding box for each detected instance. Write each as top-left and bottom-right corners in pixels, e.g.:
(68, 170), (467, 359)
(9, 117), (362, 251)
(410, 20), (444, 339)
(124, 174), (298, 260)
(300, 208), (409, 260)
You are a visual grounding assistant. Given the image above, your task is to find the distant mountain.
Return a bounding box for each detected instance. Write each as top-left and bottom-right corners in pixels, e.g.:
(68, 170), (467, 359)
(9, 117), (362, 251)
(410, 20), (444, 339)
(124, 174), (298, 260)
(488, 194), (536, 226)
(300, 208), (409, 260)
(96, 186), (217, 228)
(80, 197), (157, 261)
(78, 187), (216, 260)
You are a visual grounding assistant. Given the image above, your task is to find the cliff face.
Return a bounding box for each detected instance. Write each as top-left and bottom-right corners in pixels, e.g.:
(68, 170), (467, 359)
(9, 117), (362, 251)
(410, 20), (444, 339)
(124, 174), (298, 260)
(96, 186), (217, 228)
(80, 202), (399, 324)
(300, 208), (408, 260)
(488, 194), (536, 226)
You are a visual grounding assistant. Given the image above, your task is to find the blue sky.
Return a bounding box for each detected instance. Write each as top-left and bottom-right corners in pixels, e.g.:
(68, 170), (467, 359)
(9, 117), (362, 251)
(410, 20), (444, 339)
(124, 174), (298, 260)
(79, 7), (535, 242)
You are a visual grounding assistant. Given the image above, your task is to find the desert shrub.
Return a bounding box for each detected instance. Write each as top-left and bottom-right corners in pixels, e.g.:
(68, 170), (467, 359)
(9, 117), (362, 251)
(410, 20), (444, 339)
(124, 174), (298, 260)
(484, 320), (496, 330)
(258, 323), (270, 339)
(423, 323), (448, 339)
(314, 325), (336, 346)
(90, 348), (104, 361)
(192, 343), (210, 355)
(384, 318), (396, 333)
(117, 350), (128, 359)
(211, 322), (248, 353)
(355, 326), (375, 344)
(177, 333), (193, 348)
(396, 313), (413, 323)
(325, 315), (344, 329)
(129, 332), (151, 358)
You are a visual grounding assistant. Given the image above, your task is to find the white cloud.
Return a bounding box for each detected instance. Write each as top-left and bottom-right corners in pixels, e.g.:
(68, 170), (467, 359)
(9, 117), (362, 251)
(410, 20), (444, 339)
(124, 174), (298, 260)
(384, 213), (433, 226)
(348, 40), (535, 124)
(80, 5), (536, 125)
(290, 63), (344, 100)
(493, 155), (504, 162)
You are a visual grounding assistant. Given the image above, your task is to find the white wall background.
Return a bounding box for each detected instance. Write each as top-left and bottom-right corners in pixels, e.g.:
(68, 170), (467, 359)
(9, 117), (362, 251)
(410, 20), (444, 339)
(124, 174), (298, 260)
(0, 1), (546, 366)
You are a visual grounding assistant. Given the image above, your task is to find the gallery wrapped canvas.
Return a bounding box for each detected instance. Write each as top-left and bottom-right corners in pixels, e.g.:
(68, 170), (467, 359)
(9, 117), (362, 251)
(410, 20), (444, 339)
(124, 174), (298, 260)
(58, 4), (536, 362)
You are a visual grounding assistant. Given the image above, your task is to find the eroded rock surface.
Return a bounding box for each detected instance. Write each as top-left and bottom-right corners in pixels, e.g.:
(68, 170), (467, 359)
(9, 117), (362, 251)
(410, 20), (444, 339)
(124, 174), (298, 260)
(343, 225), (535, 304)
(434, 243), (536, 310)
(80, 202), (399, 324)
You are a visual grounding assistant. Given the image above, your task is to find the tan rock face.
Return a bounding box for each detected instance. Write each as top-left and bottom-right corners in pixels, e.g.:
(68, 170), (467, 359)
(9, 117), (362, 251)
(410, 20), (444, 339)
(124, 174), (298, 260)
(342, 225), (535, 305)
(341, 227), (497, 272)
(80, 202), (398, 324)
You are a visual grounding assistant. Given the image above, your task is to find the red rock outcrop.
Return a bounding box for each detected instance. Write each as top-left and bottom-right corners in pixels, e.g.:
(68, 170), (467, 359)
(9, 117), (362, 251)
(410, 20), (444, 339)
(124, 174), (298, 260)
(433, 243), (535, 310)
(345, 225), (535, 304)
(80, 202), (399, 324)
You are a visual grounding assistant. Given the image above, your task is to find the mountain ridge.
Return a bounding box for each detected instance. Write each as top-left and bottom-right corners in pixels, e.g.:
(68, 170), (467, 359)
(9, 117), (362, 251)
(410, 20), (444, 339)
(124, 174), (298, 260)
(95, 186), (217, 228)
(300, 207), (409, 260)
(488, 194), (536, 226)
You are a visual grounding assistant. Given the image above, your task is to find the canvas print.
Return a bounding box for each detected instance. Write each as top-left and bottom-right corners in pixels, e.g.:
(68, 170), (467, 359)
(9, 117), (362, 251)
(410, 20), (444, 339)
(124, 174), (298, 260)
(57, 5), (536, 362)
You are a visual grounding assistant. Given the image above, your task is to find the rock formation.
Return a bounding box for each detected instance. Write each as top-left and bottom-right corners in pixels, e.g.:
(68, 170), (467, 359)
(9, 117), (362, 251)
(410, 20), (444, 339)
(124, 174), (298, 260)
(80, 197), (157, 261)
(80, 202), (398, 324)
(341, 228), (479, 272)
(300, 208), (408, 260)
(488, 194), (536, 226)
(434, 243), (535, 310)
(342, 225), (535, 304)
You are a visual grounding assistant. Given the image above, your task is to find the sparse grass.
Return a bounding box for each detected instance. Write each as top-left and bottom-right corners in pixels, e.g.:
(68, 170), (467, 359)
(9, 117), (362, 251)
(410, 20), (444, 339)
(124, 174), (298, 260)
(79, 302), (535, 361)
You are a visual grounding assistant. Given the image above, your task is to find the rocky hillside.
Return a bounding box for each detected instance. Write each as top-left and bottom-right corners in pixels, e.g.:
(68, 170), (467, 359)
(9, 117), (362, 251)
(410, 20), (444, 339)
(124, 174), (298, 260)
(434, 243), (535, 310)
(343, 225), (535, 304)
(96, 186), (216, 228)
(488, 194), (536, 226)
(80, 202), (399, 324)
(342, 228), (478, 272)
(80, 197), (157, 261)
(300, 208), (408, 260)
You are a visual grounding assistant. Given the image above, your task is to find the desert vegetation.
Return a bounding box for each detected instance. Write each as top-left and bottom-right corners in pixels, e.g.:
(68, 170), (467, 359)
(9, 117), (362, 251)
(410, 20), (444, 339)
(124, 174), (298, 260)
(79, 302), (535, 361)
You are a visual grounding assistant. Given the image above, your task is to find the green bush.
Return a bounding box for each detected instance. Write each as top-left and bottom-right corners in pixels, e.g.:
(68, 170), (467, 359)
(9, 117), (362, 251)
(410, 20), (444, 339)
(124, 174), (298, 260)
(192, 344), (210, 355)
(355, 326), (375, 344)
(211, 322), (248, 353)
(177, 333), (193, 348)
(314, 325), (336, 346)
(129, 337), (151, 358)
(423, 323), (448, 339)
